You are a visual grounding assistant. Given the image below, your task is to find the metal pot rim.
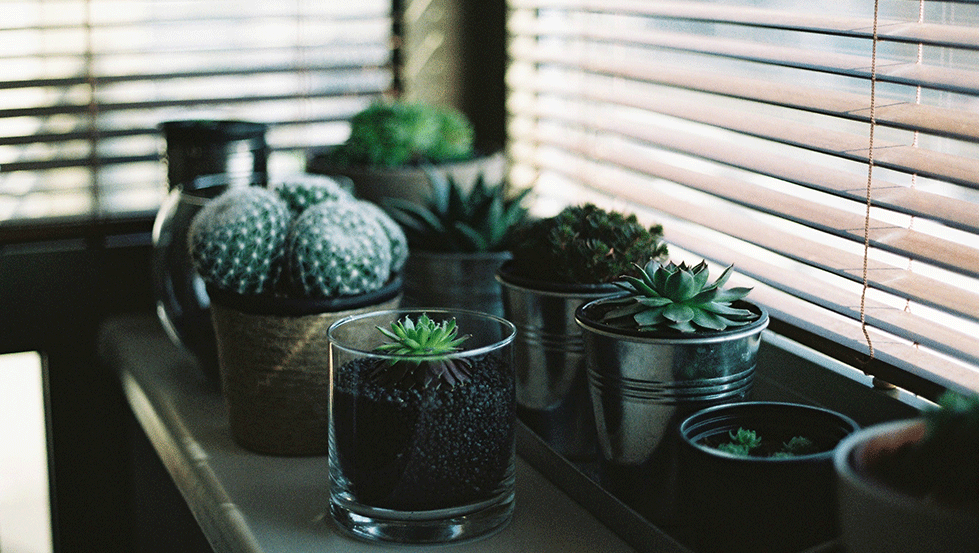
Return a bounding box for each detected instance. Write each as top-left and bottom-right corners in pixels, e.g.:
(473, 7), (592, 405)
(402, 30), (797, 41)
(575, 296), (770, 344)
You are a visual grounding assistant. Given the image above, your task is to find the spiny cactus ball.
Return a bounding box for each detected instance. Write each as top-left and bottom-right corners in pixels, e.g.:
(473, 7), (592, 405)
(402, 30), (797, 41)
(286, 199), (395, 298)
(358, 200), (409, 272)
(188, 186), (291, 295)
(274, 174), (353, 215)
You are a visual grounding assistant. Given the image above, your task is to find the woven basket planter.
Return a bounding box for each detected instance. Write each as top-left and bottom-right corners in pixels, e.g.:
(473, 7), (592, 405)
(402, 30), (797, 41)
(209, 278), (402, 456)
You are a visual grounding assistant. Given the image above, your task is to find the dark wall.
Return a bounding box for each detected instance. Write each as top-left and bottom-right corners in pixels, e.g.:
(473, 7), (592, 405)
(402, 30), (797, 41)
(0, 229), (209, 552)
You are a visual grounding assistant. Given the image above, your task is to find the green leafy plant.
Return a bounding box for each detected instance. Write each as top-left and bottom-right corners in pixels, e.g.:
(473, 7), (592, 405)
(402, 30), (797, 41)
(383, 170), (531, 253)
(714, 428), (818, 458)
(599, 259), (757, 333)
(872, 391), (979, 510)
(507, 203), (668, 284)
(318, 101), (475, 168)
(368, 314), (474, 390)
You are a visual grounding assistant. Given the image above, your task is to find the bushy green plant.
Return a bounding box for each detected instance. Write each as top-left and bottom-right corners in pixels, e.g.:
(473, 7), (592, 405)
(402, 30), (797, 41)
(599, 259), (757, 333)
(188, 187), (291, 295)
(383, 170), (531, 253)
(507, 203), (668, 285)
(189, 180), (406, 299)
(319, 101), (475, 167)
(873, 391), (979, 510)
(366, 314), (473, 390)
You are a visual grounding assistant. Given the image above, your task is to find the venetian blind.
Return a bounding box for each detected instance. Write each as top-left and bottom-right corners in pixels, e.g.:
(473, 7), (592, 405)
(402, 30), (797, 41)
(0, 0), (393, 232)
(506, 0), (979, 396)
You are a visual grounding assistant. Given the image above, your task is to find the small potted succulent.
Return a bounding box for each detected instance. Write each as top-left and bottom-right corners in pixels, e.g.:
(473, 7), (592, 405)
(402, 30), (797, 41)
(382, 168), (531, 317)
(496, 203), (669, 460)
(188, 174), (407, 456)
(676, 401), (860, 553)
(573, 259), (769, 523)
(327, 309), (517, 544)
(307, 100), (505, 206)
(834, 391), (979, 553)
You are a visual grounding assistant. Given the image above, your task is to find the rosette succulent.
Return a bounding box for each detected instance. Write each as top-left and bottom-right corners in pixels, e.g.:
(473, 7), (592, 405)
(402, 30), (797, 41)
(600, 259), (757, 333)
(367, 314), (473, 390)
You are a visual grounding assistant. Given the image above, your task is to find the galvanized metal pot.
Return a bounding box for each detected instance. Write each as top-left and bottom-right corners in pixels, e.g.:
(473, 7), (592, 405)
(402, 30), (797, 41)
(574, 296), (769, 523)
(401, 250), (511, 319)
(496, 261), (620, 460)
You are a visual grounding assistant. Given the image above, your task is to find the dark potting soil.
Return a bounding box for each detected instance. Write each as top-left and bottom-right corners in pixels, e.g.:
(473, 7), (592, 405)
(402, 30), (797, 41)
(332, 354), (515, 511)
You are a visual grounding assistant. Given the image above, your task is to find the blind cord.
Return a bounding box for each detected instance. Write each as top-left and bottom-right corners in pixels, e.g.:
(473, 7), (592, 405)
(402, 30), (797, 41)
(860, 0), (881, 367)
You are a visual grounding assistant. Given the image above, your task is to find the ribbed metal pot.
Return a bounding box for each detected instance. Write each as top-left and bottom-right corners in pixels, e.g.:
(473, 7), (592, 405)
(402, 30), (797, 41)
(497, 262), (620, 460)
(401, 250), (511, 319)
(575, 297), (769, 467)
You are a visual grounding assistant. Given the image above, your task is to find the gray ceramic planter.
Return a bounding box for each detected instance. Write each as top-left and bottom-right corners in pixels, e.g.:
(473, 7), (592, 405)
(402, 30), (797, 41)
(834, 419), (979, 553)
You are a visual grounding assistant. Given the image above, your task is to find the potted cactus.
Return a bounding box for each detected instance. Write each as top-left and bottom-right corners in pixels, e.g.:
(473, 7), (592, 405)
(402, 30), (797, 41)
(573, 259), (769, 524)
(496, 203), (669, 460)
(307, 100), (505, 206)
(834, 391), (979, 553)
(188, 174), (406, 455)
(382, 168), (531, 317)
(328, 309), (517, 544)
(676, 401), (859, 553)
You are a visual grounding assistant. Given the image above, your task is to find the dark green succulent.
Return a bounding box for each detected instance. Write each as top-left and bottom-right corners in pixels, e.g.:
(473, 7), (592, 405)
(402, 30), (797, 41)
(600, 259), (757, 333)
(717, 428), (763, 456)
(368, 314), (474, 390)
(383, 169), (531, 253)
(317, 101), (475, 168)
(507, 204), (668, 285)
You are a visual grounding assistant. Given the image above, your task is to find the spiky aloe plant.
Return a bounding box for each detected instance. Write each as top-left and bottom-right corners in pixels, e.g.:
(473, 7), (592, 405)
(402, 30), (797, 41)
(383, 170), (531, 253)
(600, 259), (757, 333)
(367, 314), (473, 390)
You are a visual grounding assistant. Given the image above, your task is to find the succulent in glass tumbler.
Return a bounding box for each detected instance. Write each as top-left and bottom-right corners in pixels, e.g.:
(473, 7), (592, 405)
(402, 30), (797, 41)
(508, 203), (669, 285)
(367, 314), (474, 390)
(384, 169), (531, 253)
(188, 186), (291, 295)
(600, 259), (757, 333)
(275, 174), (352, 215)
(285, 199), (396, 298)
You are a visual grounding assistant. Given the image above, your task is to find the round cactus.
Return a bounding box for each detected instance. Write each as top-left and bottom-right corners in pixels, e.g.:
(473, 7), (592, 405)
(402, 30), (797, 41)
(188, 186), (291, 295)
(358, 200), (409, 272)
(286, 199), (395, 298)
(274, 174), (353, 215)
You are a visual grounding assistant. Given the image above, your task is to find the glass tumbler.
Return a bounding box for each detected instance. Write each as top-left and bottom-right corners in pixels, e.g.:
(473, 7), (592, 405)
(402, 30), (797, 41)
(327, 309), (517, 544)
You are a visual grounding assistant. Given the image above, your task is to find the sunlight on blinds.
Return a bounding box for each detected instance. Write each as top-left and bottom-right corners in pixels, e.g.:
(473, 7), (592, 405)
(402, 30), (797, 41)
(0, 0), (393, 225)
(506, 0), (979, 396)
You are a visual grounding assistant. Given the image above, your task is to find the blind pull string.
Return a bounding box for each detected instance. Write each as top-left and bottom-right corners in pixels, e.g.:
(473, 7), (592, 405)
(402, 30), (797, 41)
(859, 0), (881, 368)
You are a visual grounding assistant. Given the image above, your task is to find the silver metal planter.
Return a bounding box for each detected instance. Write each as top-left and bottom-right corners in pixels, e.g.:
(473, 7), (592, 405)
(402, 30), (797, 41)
(402, 250), (511, 319)
(575, 296), (769, 524)
(497, 262), (620, 460)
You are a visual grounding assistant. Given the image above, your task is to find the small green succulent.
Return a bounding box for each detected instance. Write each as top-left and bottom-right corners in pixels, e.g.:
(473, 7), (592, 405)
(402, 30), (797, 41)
(600, 259), (757, 333)
(368, 314), (474, 390)
(717, 428), (763, 456)
(715, 428), (817, 458)
(383, 170), (531, 253)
